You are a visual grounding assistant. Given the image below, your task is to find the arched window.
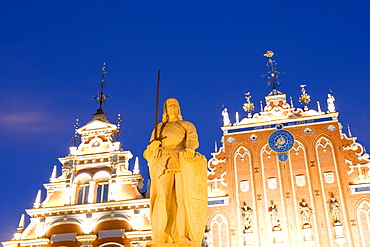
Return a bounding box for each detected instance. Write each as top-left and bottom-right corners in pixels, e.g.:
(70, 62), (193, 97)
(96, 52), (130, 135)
(209, 213), (230, 247)
(96, 178), (109, 203)
(99, 243), (124, 247)
(77, 179), (90, 204)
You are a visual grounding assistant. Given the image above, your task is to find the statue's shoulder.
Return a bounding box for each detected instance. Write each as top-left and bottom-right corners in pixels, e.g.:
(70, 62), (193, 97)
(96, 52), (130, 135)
(178, 120), (196, 130)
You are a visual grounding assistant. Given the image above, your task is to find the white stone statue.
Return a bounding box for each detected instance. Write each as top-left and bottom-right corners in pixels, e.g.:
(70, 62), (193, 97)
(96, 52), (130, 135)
(299, 202), (312, 226)
(144, 98), (208, 246)
(327, 94), (336, 112)
(241, 205), (253, 230)
(330, 197), (341, 223)
(222, 108), (231, 126)
(270, 204), (280, 228)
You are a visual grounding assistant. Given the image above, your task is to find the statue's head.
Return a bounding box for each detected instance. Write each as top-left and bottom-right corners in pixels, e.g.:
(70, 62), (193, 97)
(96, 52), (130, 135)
(162, 98), (183, 122)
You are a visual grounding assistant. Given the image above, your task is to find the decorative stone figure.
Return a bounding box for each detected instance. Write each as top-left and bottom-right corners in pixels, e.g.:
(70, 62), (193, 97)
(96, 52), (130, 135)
(269, 203), (280, 228)
(144, 98), (208, 246)
(327, 94), (336, 113)
(222, 108), (231, 126)
(299, 201), (312, 226)
(330, 197), (341, 224)
(241, 205), (253, 230)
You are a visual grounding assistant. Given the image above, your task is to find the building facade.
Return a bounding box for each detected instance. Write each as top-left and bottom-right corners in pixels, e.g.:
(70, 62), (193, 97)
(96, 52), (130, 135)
(2, 109), (152, 247)
(206, 55), (370, 246)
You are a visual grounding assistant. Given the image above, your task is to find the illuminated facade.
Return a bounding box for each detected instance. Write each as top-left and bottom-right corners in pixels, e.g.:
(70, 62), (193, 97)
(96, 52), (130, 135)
(2, 109), (152, 247)
(206, 54), (370, 246)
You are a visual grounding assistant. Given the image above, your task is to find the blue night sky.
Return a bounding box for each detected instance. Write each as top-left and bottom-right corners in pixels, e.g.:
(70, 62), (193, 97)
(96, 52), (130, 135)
(1, 1), (370, 244)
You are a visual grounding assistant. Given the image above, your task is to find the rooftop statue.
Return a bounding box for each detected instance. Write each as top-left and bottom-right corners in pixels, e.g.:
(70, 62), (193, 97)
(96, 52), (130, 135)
(144, 98), (208, 246)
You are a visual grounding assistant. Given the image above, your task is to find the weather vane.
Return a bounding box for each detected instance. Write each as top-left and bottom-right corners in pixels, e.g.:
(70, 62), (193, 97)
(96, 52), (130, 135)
(243, 92), (255, 118)
(92, 62), (111, 110)
(264, 50), (274, 58)
(261, 50), (284, 95)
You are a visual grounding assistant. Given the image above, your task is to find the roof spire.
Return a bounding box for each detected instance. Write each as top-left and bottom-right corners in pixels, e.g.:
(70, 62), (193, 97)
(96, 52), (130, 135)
(92, 62), (111, 119)
(50, 165), (57, 181)
(262, 51), (284, 95)
(290, 96), (294, 108)
(17, 214), (25, 230)
(133, 157), (140, 175)
(34, 190), (41, 208)
(260, 100), (263, 112)
(317, 101), (322, 114)
(347, 124), (353, 138)
(214, 139), (218, 153)
(14, 214), (25, 240)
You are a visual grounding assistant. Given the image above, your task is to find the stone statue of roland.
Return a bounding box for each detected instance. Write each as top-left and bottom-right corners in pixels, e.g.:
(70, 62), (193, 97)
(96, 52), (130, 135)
(144, 98), (208, 246)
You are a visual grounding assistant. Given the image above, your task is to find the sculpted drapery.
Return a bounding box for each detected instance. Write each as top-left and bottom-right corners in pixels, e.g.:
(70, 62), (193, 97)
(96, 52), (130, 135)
(144, 98), (207, 246)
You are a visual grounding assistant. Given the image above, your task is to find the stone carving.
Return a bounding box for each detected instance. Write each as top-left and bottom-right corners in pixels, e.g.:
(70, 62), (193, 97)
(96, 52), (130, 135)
(269, 203), (280, 228)
(241, 205), (253, 230)
(330, 197), (341, 224)
(299, 201), (312, 226)
(327, 94), (336, 113)
(324, 172), (335, 183)
(222, 108), (231, 126)
(144, 98), (208, 246)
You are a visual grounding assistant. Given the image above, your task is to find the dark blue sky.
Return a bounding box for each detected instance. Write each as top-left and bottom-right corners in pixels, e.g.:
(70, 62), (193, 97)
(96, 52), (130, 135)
(1, 1), (370, 243)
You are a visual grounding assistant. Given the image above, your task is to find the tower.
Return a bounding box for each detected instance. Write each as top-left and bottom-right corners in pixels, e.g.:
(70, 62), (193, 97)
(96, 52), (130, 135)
(206, 52), (370, 247)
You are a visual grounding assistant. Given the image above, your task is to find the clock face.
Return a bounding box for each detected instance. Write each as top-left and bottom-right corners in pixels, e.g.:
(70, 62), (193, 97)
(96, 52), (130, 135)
(268, 130), (295, 153)
(278, 153), (288, 162)
(90, 138), (102, 151)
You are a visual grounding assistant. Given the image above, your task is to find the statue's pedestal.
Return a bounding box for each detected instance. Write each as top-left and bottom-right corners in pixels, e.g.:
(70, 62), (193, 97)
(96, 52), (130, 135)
(243, 229), (254, 246)
(272, 227), (283, 246)
(333, 223), (346, 246)
(146, 244), (197, 247)
(302, 225), (314, 247)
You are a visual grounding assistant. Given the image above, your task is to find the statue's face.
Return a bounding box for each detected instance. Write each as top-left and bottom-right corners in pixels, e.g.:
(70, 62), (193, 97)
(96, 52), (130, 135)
(166, 100), (179, 116)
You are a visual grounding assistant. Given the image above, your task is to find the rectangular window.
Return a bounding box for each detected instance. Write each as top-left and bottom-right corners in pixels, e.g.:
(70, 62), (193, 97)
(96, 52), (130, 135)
(96, 183), (109, 203)
(77, 184), (89, 204)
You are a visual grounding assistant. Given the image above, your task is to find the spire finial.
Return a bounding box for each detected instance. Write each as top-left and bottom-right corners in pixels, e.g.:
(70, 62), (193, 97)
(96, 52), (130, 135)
(14, 214), (25, 239)
(50, 165), (57, 181)
(18, 214), (25, 230)
(34, 190), (41, 208)
(290, 96), (294, 108)
(299, 84), (311, 110)
(133, 157), (140, 175)
(317, 101), (322, 114)
(214, 139), (218, 153)
(92, 62), (111, 115)
(260, 100), (263, 112)
(347, 124), (352, 138)
(243, 92), (255, 118)
(262, 51), (284, 95)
